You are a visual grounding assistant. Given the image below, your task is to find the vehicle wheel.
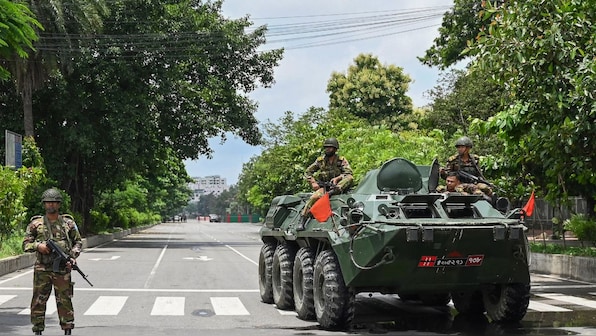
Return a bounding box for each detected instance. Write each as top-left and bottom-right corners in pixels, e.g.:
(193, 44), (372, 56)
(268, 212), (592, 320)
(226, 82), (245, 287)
(313, 249), (355, 330)
(482, 283), (530, 322)
(272, 244), (296, 310)
(258, 243), (276, 304)
(452, 290), (485, 315)
(420, 293), (451, 306)
(293, 247), (315, 320)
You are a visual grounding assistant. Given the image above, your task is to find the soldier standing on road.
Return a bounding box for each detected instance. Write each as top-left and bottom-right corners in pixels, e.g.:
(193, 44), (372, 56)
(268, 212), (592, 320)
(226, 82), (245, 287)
(298, 138), (353, 230)
(22, 188), (82, 335)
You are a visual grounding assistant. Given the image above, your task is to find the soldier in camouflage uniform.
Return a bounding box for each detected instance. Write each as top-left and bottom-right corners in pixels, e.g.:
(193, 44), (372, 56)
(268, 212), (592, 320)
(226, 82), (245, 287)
(298, 138), (353, 230)
(440, 136), (492, 196)
(22, 188), (82, 335)
(436, 172), (491, 201)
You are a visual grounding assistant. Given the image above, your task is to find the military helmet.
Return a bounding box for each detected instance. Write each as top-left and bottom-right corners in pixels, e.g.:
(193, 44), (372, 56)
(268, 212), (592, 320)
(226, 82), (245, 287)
(323, 137), (339, 149)
(41, 188), (62, 203)
(455, 136), (473, 148)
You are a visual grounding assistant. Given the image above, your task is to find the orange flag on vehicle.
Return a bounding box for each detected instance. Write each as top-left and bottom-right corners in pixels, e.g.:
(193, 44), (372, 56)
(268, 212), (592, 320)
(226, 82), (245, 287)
(522, 190), (536, 217)
(310, 193), (332, 222)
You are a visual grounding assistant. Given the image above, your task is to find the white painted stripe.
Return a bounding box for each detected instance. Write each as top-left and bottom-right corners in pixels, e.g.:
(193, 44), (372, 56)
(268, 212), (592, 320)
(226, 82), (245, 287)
(151, 297), (185, 315)
(0, 270), (33, 285)
(144, 244), (168, 289)
(277, 308), (298, 315)
(19, 295), (56, 315)
(84, 296), (128, 315)
(0, 287), (259, 293)
(0, 295), (16, 305)
(529, 300), (571, 312)
(535, 293), (596, 309)
(225, 244), (258, 266)
(210, 297), (249, 315)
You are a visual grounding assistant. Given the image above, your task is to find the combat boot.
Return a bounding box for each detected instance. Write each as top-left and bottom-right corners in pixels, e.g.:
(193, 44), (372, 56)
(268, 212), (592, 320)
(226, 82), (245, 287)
(34, 332), (42, 335)
(64, 329), (72, 335)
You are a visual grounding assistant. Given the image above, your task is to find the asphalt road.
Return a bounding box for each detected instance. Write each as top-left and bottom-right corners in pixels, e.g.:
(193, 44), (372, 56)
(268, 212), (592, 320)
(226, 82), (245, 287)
(1, 219), (596, 336)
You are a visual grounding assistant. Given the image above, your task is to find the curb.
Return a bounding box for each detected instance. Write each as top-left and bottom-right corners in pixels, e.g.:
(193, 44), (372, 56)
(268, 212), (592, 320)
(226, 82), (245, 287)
(0, 225), (152, 278)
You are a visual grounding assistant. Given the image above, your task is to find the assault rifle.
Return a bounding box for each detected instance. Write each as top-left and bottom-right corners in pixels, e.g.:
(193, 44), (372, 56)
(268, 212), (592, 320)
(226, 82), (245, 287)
(457, 171), (503, 193)
(46, 239), (94, 287)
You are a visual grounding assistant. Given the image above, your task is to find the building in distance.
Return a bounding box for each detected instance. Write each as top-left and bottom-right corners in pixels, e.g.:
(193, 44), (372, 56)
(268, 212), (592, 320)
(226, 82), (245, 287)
(188, 175), (228, 202)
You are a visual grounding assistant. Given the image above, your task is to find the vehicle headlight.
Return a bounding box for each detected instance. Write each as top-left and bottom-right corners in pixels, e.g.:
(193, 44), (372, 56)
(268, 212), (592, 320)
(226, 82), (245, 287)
(352, 201), (365, 211)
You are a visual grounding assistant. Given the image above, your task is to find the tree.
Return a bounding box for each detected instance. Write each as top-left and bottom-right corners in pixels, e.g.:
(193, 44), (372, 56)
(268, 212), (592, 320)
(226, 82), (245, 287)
(5, 0), (108, 137)
(419, 0), (505, 69)
(327, 54), (413, 126)
(27, 0), (282, 229)
(470, 0), (596, 216)
(423, 68), (505, 135)
(0, 0), (40, 80)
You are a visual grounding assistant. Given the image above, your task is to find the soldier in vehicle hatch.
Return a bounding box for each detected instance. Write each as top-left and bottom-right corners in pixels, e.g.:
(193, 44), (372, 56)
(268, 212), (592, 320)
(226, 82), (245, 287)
(440, 136), (484, 182)
(22, 188), (82, 335)
(297, 137), (353, 230)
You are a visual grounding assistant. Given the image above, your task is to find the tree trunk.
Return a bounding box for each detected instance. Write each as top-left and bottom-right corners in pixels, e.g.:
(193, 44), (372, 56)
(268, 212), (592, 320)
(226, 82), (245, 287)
(22, 73), (34, 137)
(65, 154), (94, 235)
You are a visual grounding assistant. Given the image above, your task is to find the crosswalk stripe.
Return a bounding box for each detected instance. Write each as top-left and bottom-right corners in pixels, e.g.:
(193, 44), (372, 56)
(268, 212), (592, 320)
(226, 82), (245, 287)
(535, 293), (596, 309)
(277, 309), (298, 316)
(19, 295), (56, 315)
(0, 295), (16, 306)
(151, 297), (185, 315)
(210, 297), (249, 315)
(529, 300), (571, 312)
(84, 296), (128, 315)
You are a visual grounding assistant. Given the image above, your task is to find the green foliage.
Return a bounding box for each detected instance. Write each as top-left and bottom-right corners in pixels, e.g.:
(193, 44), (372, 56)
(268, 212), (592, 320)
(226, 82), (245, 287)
(0, 230), (25, 259)
(419, 0), (505, 69)
(327, 54), (413, 126)
(469, 0), (596, 213)
(564, 214), (596, 247)
(237, 107), (444, 214)
(0, 0), (41, 79)
(530, 243), (596, 257)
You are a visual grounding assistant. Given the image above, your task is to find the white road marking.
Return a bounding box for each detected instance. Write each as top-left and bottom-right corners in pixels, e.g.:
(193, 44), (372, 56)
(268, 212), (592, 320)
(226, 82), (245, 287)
(19, 295), (56, 315)
(88, 256), (121, 261)
(144, 244), (168, 289)
(84, 296), (128, 315)
(529, 300), (572, 312)
(151, 297), (185, 315)
(210, 297), (249, 315)
(0, 287), (258, 293)
(0, 295), (16, 306)
(535, 293), (596, 309)
(277, 308), (298, 315)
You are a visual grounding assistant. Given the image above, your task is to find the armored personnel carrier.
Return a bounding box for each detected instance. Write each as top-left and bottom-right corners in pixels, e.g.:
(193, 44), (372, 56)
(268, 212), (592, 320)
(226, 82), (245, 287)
(258, 157), (530, 330)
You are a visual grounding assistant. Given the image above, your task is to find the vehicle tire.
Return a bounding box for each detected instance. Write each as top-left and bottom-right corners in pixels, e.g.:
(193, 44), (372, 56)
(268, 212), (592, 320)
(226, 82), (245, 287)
(293, 247), (315, 320)
(313, 249), (355, 330)
(451, 290), (485, 315)
(482, 283), (530, 322)
(420, 293), (451, 306)
(259, 243), (276, 304)
(272, 244), (296, 310)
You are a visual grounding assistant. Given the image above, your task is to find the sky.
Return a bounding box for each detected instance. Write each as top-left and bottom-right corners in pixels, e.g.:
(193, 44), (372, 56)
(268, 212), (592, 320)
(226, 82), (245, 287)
(184, 0), (454, 185)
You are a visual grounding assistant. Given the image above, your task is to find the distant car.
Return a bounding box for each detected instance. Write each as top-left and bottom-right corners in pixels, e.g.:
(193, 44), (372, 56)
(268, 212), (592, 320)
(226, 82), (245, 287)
(209, 214), (221, 222)
(173, 215), (181, 222)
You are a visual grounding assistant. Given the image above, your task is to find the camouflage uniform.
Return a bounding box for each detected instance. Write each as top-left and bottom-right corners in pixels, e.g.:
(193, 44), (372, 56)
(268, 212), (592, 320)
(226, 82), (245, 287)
(301, 154), (353, 216)
(441, 153), (483, 181)
(23, 214), (82, 333)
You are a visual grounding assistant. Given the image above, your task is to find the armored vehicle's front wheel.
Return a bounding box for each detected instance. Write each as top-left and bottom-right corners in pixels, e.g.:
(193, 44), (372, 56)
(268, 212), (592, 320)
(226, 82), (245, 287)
(313, 249), (355, 330)
(259, 243), (276, 303)
(272, 244), (296, 310)
(293, 247), (315, 320)
(482, 283), (530, 322)
(451, 290), (485, 315)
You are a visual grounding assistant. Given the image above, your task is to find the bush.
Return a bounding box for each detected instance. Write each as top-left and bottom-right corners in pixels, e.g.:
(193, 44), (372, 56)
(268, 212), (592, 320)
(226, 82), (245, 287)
(564, 214), (596, 247)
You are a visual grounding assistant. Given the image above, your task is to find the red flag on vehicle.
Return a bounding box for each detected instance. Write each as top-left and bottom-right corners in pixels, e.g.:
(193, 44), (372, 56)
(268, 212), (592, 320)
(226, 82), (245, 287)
(522, 190), (536, 217)
(310, 193), (332, 222)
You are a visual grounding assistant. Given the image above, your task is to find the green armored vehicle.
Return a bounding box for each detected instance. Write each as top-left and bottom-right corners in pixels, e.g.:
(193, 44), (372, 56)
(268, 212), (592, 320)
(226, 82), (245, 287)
(258, 157), (531, 330)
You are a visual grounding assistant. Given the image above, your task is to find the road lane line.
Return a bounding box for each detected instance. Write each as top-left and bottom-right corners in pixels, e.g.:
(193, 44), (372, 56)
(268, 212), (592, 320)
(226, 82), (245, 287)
(535, 293), (596, 309)
(144, 244), (168, 289)
(151, 297), (185, 315)
(0, 287), (259, 293)
(529, 300), (571, 312)
(210, 297), (249, 315)
(84, 296), (128, 315)
(0, 295), (16, 306)
(19, 295), (56, 315)
(225, 245), (257, 266)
